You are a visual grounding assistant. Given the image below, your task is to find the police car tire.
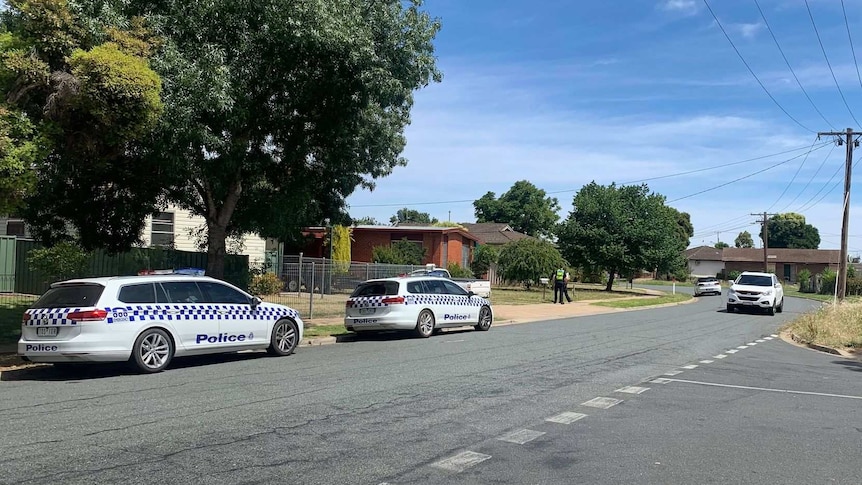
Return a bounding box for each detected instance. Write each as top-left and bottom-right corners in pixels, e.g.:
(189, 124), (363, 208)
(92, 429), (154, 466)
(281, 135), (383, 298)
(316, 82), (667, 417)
(268, 318), (299, 356)
(415, 310), (435, 338)
(475, 305), (492, 331)
(131, 328), (174, 373)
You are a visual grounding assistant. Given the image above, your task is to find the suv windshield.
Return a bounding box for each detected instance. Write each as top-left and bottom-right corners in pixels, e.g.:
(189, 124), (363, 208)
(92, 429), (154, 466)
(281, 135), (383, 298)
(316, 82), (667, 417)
(736, 275), (773, 287)
(351, 281), (400, 297)
(32, 284), (104, 308)
(697, 278), (717, 283)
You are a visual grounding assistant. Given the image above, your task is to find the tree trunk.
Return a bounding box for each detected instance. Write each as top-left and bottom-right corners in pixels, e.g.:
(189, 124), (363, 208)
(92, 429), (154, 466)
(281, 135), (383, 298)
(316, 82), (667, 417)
(206, 222), (227, 279)
(605, 268), (616, 291)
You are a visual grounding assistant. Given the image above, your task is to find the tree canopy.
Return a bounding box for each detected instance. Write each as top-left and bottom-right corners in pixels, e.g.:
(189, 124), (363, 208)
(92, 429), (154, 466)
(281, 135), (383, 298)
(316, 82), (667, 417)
(390, 208), (438, 226)
(372, 238), (426, 265)
(473, 180), (560, 238)
(496, 238), (566, 288)
(671, 209), (694, 248)
(765, 213), (820, 249)
(714, 241), (729, 249)
(556, 182), (686, 290)
(3, 0), (442, 278)
(735, 230), (754, 248)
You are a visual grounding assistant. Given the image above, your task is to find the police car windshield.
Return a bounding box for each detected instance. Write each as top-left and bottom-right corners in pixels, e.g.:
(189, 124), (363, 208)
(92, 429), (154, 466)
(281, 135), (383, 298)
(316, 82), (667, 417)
(351, 281), (400, 297)
(33, 284), (104, 308)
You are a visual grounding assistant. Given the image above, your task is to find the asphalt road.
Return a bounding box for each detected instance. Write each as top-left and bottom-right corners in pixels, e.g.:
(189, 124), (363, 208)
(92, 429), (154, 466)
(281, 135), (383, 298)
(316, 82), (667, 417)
(1, 293), (857, 484)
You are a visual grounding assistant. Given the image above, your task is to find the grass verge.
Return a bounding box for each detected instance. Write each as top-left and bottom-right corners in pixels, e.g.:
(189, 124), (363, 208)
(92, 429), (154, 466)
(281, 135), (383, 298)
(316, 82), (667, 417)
(492, 285), (644, 305)
(784, 301), (862, 349)
(632, 279), (694, 287)
(592, 292), (691, 309)
(782, 286), (862, 303)
(304, 324), (351, 339)
(0, 297), (35, 346)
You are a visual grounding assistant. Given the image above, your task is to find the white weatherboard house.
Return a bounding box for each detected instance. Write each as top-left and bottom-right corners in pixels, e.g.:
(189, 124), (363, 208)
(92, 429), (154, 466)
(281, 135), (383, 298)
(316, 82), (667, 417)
(141, 206), (267, 265)
(685, 246), (724, 278)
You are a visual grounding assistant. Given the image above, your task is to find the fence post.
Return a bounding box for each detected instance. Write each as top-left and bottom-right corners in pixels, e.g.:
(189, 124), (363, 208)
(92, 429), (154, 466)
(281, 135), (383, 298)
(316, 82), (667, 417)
(320, 257), (326, 299)
(366, 263), (370, 281)
(309, 261), (315, 319)
(298, 252), (303, 296)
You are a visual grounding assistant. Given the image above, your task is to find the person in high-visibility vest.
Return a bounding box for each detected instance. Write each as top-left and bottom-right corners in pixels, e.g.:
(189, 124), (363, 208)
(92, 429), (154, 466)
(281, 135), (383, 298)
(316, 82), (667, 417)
(553, 267), (566, 304)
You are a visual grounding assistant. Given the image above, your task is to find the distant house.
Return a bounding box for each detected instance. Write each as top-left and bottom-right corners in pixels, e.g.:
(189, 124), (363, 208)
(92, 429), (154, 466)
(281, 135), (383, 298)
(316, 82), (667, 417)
(459, 222), (533, 246)
(684, 246), (841, 282)
(685, 246), (724, 278)
(299, 225), (480, 268)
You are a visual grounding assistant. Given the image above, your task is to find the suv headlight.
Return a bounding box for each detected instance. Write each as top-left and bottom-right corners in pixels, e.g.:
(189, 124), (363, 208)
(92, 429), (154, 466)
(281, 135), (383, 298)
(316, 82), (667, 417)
(762, 289), (772, 296)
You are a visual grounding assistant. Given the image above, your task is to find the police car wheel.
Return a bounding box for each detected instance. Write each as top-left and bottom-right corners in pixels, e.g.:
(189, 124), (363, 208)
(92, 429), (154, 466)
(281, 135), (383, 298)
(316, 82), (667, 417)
(415, 310), (435, 338)
(131, 328), (174, 373)
(268, 319), (299, 356)
(475, 305), (492, 331)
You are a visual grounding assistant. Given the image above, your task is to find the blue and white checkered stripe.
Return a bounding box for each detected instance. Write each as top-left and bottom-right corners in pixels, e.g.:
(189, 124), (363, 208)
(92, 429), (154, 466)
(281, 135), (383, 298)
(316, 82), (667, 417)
(24, 308), (79, 326)
(349, 296), (390, 308)
(406, 295), (483, 306)
(103, 305), (299, 324)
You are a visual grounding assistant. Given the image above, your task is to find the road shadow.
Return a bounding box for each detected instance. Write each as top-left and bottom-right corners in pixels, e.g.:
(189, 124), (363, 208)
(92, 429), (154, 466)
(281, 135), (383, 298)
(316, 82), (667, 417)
(833, 360), (862, 372)
(1, 351), (269, 382)
(335, 327), (477, 343)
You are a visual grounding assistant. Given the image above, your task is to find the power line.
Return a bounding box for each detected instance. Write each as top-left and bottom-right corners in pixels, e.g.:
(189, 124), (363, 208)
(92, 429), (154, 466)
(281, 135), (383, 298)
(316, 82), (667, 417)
(668, 142), (830, 203)
(840, 0), (862, 92)
(702, 0), (815, 133)
(805, 0), (862, 128)
(765, 136), (820, 211)
(754, 0), (835, 129)
(794, 153), (854, 213)
(777, 142), (836, 212)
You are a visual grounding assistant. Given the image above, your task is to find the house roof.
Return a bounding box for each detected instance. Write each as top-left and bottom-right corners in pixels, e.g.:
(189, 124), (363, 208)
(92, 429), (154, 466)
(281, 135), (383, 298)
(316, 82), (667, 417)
(722, 248), (841, 264)
(350, 225), (482, 242)
(459, 222), (533, 245)
(685, 246), (723, 261)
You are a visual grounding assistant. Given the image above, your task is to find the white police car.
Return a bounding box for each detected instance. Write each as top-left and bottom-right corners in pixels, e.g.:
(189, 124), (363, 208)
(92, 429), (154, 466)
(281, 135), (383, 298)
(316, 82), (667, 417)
(344, 276), (493, 337)
(18, 275), (303, 373)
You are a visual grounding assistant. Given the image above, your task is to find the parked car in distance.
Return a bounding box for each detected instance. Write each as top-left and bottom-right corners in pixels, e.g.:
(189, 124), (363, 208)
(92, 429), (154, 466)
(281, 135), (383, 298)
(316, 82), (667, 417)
(19, 275), (303, 373)
(344, 276), (493, 337)
(726, 271), (784, 315)
(694, 277), (722, 296)
(407, 264), (492, 298)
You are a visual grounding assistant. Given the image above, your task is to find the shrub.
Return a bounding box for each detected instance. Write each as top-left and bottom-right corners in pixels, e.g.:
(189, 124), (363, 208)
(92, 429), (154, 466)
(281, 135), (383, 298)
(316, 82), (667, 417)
(846, 276), (862, 296)
(249, 273), (283, 296)
(728, 270), (741, 281)
(447, 262), (473, 278)
(371, 238), (426, 265)
(471, 244), (498, 278)
(819, 268), (837, 295)
(798, 268), (812, 293)
(26, 242), (90, 283)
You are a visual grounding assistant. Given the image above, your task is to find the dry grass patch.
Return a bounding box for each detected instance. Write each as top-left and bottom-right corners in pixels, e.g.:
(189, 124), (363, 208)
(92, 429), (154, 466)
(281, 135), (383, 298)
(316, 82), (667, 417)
(786, 302), (862, 349)
(593, 293), (691, 309)
(492, 285), (643, 305)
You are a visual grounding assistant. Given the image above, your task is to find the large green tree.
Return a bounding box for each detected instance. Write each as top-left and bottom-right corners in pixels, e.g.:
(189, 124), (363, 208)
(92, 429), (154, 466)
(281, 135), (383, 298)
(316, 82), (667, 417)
(496, 238), (566, 288)
(390, 208), (438, 226)
(557, 182), (686, 291)
(0, 0), (165, 249)
(764, 213), (820, 249)
(735, 230), (754, 248)
(473, 180), (561, 238)
(671, 208), (694, 248)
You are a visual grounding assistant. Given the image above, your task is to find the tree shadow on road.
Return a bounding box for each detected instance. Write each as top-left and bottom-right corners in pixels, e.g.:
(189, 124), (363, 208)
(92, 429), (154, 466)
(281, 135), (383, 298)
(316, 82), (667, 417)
(832, 360), (862, 372)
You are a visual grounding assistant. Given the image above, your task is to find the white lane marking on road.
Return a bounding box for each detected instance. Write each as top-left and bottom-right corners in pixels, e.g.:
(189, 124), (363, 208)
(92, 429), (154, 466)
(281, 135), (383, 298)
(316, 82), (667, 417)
(650, 378), (672, 384)
(546, 412), (588, 424)
(432, 451), (492, 472)
(713, 354), (727, 359)
(747, 342), (757, 346)
(756, 339), (766, 343)
(664, 370), (683, 376)
(664, 379), (862, 400)
(764, 336), (774, 340)
(443, 339), (465, 343)
(616, 386), (650, 394)
(737, 346), (748, 349)
(771, 334), (778, 337)
(497, 429), (545, 444)
(684, 364), (700, 368)
(726, 349), (739, 354)
(582, 397), (623, 409)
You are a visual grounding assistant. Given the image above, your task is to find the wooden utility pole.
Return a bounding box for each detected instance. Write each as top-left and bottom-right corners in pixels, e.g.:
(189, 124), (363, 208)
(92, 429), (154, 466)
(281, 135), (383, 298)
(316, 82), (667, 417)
(752, 212), (777, 272)
(818, 128), (857, 301)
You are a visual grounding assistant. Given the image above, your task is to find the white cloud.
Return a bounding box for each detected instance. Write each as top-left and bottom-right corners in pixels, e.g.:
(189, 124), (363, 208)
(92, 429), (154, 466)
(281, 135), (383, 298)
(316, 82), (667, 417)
(660, 0), (698, 14)
(731, 22), (763, 39)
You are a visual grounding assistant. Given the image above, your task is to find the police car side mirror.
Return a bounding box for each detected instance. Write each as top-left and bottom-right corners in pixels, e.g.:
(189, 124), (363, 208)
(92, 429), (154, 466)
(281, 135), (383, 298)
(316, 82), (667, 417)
(467, 291), (475, 298)
(251, 296), (262, 308)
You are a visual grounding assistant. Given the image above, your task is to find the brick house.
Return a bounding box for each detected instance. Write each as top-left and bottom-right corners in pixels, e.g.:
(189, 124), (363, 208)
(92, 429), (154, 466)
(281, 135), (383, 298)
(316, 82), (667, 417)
(299, 225), (480, 268)
(722, 248), (841, 282)
(459, 222), (533, 246)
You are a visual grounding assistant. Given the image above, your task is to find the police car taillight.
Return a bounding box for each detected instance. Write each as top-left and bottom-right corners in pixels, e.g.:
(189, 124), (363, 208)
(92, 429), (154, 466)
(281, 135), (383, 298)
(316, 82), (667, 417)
(21, 312), (29, 324)
(345, 300), (354, 308)
(66, 309), (108, 321)
(381, 296), (405, 304)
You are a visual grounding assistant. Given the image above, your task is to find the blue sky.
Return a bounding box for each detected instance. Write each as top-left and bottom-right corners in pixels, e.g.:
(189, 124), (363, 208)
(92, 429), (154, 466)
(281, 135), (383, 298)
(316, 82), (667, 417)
(345, 0), (862, 255)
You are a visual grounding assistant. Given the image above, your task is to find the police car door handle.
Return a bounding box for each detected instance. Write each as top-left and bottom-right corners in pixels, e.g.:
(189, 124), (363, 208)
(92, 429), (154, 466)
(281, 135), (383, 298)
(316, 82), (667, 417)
(166, 309), (181, 314)
(217, 309), (231, 314)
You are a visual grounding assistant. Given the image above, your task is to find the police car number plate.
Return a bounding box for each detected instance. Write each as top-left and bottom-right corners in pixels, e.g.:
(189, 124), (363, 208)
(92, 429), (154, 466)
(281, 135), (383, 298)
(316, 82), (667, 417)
(359, 308), (375, 315)
(36, 327), (58, 337)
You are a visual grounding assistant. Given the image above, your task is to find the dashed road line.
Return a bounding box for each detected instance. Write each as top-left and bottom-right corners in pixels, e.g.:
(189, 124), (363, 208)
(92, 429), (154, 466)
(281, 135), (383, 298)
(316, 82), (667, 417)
(650, 378), (672, 384)
(771, 334), (778, 337)
(746, 342), (757, 346)
(713, 354), (727, 359)
(737, 345), (748, 349)
(616, 386), (650, 394)
(683, 364), (700, 369)
(582, 397), (623, 409)
(497, 429), (545, 444)
(764, 336), (774, 340)
(756, 339), (766, 343)
(432, 451), (492, 472)
(663, 379), (862, 400)
(546, 412), (588, 424)
(663, 370), (683, 376)
(726, 349), (739, 354)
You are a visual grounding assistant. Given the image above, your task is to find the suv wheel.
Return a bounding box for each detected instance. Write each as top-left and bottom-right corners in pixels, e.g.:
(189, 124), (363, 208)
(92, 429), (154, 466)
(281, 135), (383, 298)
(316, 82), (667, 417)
(726, 303), (735, 313)
(776, 298), (784, 313)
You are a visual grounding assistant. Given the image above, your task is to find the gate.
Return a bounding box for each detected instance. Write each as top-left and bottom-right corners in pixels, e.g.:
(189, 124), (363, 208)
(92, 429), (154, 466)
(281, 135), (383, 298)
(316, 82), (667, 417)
(0, 236), (14, 292)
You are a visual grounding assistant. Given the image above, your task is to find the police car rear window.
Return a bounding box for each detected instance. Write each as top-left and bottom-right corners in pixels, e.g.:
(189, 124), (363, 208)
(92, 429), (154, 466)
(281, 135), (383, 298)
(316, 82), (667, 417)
(351, 281), (399, 297)
(33, 284), (104, 309)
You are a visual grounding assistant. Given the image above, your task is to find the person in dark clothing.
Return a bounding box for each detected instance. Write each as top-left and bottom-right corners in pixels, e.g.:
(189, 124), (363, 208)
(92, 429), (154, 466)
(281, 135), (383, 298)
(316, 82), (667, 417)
(553, 267), (566, 304)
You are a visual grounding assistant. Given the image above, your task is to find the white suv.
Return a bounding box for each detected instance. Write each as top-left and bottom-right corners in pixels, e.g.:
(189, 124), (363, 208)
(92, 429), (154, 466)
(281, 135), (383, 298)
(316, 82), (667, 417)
(19, 275), (303, 372)
(726, 271), (784, 315)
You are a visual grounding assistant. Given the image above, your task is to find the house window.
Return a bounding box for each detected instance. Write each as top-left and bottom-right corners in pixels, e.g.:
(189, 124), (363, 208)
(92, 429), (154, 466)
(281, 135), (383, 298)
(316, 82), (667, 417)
(6, 220), (25, 237)
(151, 212), (174, 247)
